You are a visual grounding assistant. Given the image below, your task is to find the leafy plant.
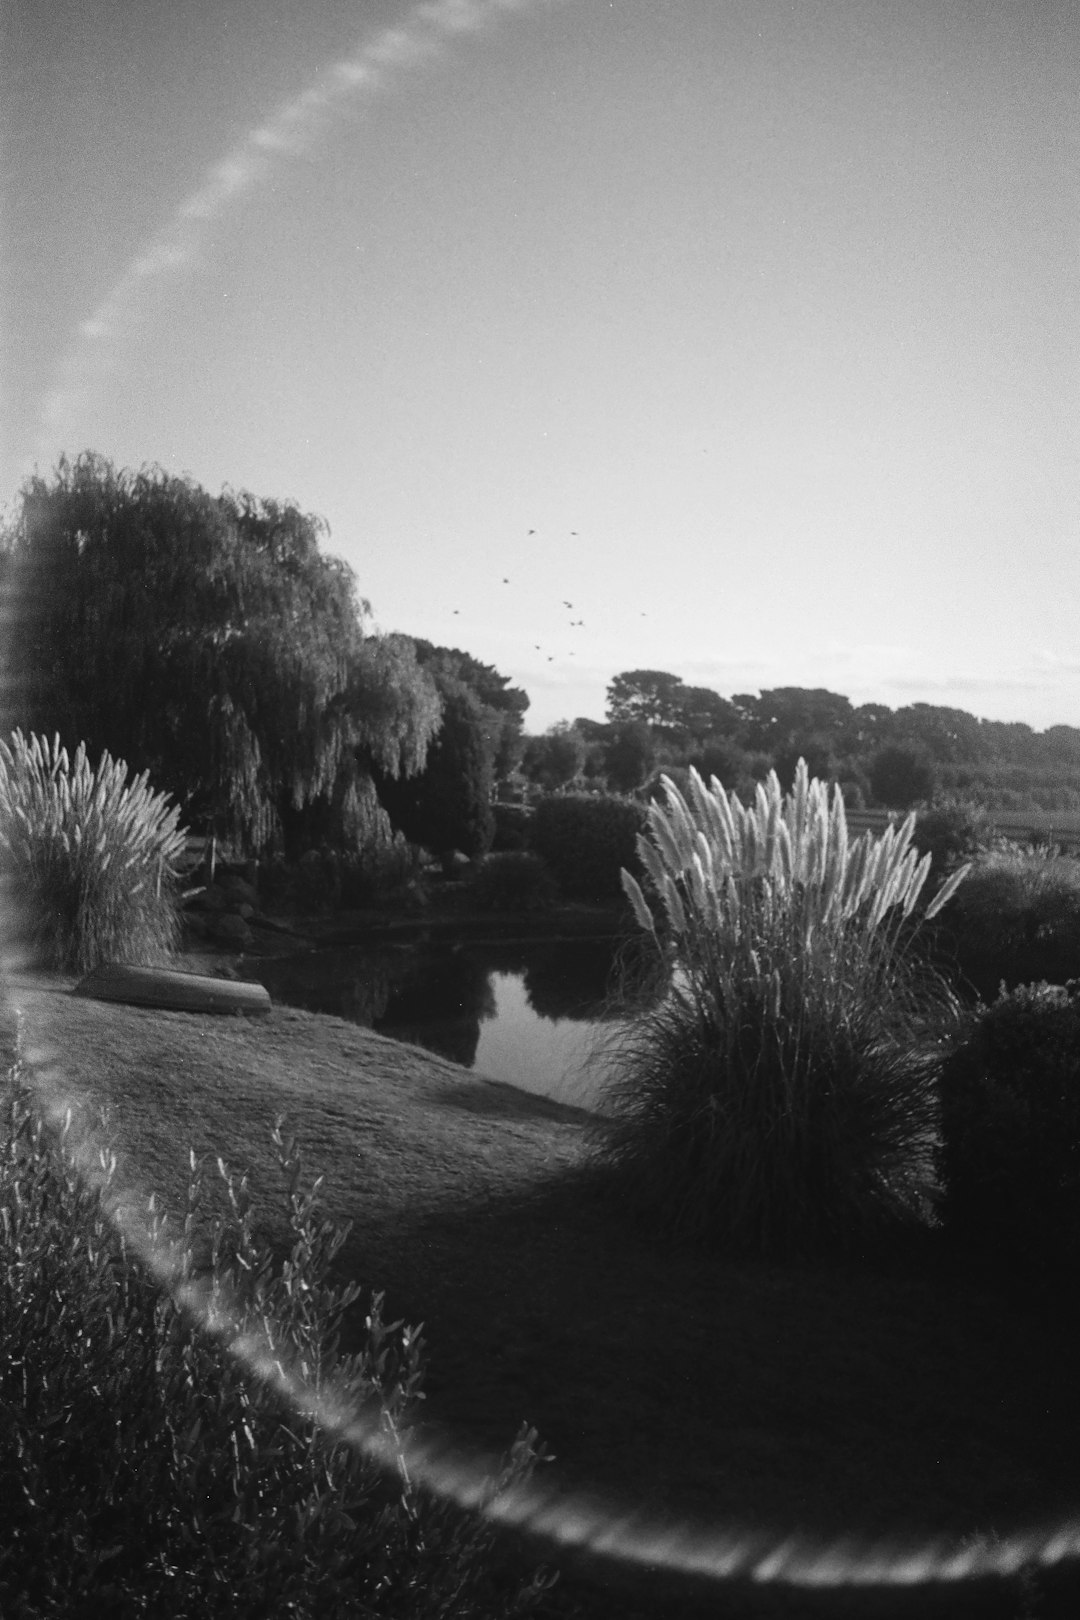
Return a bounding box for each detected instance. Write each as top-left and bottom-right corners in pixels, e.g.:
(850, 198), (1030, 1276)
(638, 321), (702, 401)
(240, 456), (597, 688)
(936, 980), (1080, 1271)
(930, 846), (1080, 998)
(0, 730), (187, 973)
(468, 852), (558, 913)
(529, 793), (645, 902)
(0, 1061), (558, 1617)
(913, 796), (991, 881)
(595, 761), (968, 1258)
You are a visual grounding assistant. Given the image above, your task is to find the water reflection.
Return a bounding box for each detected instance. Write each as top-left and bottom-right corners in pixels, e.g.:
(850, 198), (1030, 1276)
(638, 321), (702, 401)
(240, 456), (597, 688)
(245, 934), (654, 1108)
(376, 948), (495, 1069)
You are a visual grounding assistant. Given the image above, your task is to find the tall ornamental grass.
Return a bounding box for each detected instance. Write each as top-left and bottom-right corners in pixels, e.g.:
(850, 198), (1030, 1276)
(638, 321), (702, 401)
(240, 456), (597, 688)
(0, 730), (187, 973)
(595, 761), (968, 1259)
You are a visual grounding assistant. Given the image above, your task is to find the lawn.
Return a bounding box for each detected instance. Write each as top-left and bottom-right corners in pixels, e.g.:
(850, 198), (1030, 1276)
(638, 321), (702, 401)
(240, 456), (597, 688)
(7, 970), (1080, 1619)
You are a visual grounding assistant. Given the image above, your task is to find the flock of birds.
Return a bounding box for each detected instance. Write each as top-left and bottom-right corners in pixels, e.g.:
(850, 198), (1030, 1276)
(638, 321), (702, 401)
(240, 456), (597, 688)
(450, 529), (647, 661)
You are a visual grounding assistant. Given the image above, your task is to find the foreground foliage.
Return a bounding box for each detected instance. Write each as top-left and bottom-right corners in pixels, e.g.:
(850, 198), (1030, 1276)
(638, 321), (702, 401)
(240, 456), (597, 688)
(0, 730), (187, 973)
(0, 1063), (557, 1618)
(596, 762), (968, 1258)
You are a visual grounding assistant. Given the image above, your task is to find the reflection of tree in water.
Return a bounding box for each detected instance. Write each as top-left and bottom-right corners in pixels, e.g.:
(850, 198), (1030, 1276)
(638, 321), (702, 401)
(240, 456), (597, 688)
(374, 947), (495, 1069)
(523, 936), (658, 1023)
(254, 949), (398, 1025)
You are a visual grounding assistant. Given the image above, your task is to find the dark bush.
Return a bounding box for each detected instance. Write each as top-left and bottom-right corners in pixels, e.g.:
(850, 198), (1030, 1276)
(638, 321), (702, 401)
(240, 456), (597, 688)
(377, 679), (495, 862)
(258, 839), (426, 915)
(937, 980), (1080, 1269)
(491, 802), (532, 853)
(913, 797), (990, 881)
(529, 793), (645, 901)
(601, 723), (655, 794)
(468, 852), (558, 913)
(930, 849), (1080, 999)
(869, 745), (936, 810)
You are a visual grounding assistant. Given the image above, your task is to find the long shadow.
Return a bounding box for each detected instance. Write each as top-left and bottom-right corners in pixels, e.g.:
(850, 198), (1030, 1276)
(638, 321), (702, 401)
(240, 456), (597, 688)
(335, 1162), (1080, 1587)
(431, 1074), (599, 1124)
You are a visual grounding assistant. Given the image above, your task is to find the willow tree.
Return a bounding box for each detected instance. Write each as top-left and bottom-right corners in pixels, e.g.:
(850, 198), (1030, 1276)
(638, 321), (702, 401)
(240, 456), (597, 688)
(0, 453), (441, 852)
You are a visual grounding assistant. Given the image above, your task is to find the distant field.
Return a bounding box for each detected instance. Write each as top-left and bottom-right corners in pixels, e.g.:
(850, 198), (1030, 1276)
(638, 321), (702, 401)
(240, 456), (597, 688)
(846, 807), (1080, 849)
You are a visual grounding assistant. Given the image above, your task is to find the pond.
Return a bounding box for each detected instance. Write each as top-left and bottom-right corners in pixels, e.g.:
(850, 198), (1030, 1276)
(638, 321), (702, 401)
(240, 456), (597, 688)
(242, 935), (658, 1114)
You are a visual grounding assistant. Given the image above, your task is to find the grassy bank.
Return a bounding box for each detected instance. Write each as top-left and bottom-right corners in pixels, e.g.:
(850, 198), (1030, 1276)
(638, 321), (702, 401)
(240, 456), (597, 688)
(6, 971), (1080, 1617)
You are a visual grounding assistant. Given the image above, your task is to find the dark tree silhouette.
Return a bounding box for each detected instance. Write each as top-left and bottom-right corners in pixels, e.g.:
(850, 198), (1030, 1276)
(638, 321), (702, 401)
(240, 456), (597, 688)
(0, 453), (441, 851)
(869, 745), (937, 810)
(375, 676), (496, 863)
(521, 724), (586, 792)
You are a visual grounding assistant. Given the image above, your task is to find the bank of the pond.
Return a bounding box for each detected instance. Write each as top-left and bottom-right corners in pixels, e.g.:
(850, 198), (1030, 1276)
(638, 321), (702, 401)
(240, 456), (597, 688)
(7, 971), (1080, 1618)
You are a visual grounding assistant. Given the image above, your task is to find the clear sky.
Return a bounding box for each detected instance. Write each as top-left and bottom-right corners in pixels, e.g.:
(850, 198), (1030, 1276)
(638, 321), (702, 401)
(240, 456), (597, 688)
(5, 0), (1079, 734)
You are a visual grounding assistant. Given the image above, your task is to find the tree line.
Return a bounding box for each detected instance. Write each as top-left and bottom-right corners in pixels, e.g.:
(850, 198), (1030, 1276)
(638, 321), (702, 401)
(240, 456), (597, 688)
(520, 669), (1080, 811)
(5, 455), (1078, 867)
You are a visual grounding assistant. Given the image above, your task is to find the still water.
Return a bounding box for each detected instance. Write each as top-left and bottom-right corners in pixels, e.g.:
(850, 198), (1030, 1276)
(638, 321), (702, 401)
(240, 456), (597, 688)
(244, 935), (655, 1114)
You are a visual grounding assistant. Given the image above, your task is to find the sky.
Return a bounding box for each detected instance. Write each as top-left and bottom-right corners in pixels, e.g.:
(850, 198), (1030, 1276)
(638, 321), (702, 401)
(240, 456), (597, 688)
(4, 0), (1080, 735)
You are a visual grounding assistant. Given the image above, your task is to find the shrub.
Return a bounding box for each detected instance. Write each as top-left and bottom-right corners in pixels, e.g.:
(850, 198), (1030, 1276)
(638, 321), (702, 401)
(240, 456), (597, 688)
(594, 761), (968, 1259)
(0, 730), (187, 973)
(936, 981), (1080, 1270)
(932, 847), (1080, 997)
(468, 852), (558, 913)
(529, 793), (645, 901)
(0, 1064), (557, 1617)
(336, 834), (426, 909)
(913, 797), (991, 881)
(492, 802), (532, 853)
(259, 836), (426, 915)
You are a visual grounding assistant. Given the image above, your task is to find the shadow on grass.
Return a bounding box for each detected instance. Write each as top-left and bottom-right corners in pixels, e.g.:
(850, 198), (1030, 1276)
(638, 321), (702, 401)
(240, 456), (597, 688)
(431, 1075), (600, 1124)
(334, 1161), (1080, 1617)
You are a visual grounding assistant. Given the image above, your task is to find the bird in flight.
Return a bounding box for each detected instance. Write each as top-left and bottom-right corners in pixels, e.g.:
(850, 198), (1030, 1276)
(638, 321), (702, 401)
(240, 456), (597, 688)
(502, 577), (510, 584)
(528, 529), (536, 535)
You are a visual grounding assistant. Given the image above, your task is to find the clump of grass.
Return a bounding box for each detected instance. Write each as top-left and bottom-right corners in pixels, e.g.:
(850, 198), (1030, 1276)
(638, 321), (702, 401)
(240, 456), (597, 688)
(0, 1051), (558, 1618)
(593, 761), (968, 1259)
(0, 729), (187, 973)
